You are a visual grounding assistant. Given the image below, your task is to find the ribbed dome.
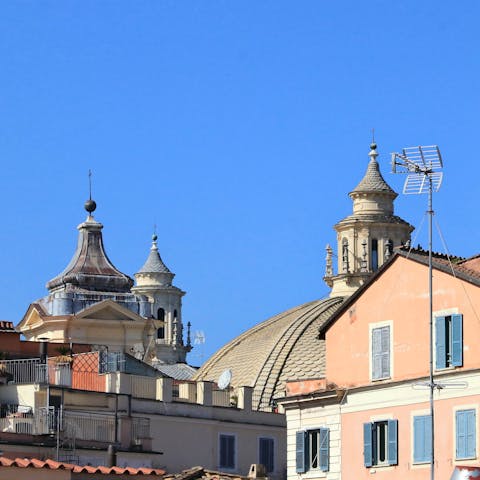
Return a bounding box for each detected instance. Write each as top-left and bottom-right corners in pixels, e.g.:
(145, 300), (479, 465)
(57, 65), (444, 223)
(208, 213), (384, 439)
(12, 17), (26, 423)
(194, 296), (344, 411)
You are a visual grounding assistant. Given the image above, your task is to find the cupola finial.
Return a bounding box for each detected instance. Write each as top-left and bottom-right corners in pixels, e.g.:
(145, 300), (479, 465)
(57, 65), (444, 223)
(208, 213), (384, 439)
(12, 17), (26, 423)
(84, 169), (97, 214)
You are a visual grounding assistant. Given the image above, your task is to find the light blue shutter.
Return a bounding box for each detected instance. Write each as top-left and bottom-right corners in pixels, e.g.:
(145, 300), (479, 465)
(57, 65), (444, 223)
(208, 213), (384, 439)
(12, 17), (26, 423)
(414, 416), (432, 463)
(363, 423), (373, 467)
(413, 416), (424, 463)
(387, 420), (398, 465)
(457, 411), (466, 458)
(319, 428), (329, 472)
(372, 329), (382, 379)
(381, 327), (390, 378)
(451, 314), (463, 367)
(435, 316), (447, 369)
(466, 410), (476, 458)
(296, 431), (306, 473)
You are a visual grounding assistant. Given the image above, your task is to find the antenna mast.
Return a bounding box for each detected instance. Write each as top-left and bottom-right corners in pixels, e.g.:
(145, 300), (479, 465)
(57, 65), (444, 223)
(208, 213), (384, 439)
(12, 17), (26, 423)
(391, 145), (443, 480)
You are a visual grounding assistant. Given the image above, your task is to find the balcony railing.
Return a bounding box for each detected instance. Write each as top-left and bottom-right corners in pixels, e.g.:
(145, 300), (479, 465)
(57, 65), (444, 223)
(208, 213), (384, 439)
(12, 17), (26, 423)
(0, 404), (55, 435)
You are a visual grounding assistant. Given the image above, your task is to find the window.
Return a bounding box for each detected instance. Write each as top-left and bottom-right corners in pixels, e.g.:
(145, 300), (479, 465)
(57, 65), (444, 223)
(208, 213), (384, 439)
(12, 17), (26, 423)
(435, 314), (463, 369)
(456, 409), (476, 460)
(259, 437), (274, 473)
(157, 327), (165, 340)
(371, 239), (378, 271)
(295, 428), (329, 473)
(372, 326), (390, 380)
(413, 415), (432, 464)
(157, 308), (165, 321)
(363, 420), (398, 467)
(219, 434), (235, 469)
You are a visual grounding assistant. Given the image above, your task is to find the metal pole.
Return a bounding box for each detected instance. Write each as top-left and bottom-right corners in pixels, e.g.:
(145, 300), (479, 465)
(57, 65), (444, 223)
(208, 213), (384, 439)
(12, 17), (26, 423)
(428, 177), (435, 480)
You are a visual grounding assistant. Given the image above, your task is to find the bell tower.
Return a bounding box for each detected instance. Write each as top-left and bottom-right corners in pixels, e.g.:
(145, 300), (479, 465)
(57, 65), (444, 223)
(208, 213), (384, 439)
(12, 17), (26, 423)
(132, 234), (191, 364)
(324, 142), (414, 297)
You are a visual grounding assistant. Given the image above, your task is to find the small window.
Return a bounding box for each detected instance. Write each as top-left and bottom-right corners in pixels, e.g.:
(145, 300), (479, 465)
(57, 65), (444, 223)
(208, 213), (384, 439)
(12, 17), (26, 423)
(363, 420), (397, 467)
(371, 239), (378, 271)
(219, 434), (235, 469)
(413, 415), (432, 464)
(372, 326), (390, 380)
(295, 428), (329, 473)
(157, 308), (165, 321)
(157, 327), (165, 340)
(456, 409), (476, 460)
(435, 314), (463, 369)
(259, 437), (274, 473)
(173, 309), (178, 319)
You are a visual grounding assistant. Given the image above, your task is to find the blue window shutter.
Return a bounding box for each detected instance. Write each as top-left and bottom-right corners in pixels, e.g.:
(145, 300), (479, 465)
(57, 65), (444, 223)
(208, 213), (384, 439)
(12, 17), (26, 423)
(467, 410), (476, 458)
(372, 329), (382, 379)
(363, 423), (373, 467)
(387, 420), (398, 465)
(296, 431), (306, 473)
(319, 428), (329, 472)
(451, 314), (463, 367)
(414, 416), (432, 463)
(435, 316), (447, 369)
(413, 416), (424, 463)
(381, 327), (390, 378)
(455, 410), (475, 459)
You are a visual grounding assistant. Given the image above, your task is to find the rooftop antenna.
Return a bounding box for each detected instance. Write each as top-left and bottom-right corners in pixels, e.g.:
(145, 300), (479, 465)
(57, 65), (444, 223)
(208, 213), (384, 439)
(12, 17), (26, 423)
(391, 145), (443, 480)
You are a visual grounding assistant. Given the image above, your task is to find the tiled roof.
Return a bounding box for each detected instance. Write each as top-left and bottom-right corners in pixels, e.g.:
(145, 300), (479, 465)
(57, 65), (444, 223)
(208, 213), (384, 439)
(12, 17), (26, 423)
(0, 321), (15, 332)
(194, 297), (344, 410)
(351, 154), (396, 196)
(155, 362), (197, 380)
(0, 457), (165, 475)
(163, 466), (249, 480)
(137, 240), (172, 274)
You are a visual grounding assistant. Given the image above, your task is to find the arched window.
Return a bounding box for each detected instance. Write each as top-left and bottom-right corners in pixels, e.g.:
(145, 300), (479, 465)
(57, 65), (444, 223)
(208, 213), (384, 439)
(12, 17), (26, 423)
(173, 309), (178, 319)
(157, 308), (165, 321)
(157, 327), (165, 340)
(371, 239), (378, 271)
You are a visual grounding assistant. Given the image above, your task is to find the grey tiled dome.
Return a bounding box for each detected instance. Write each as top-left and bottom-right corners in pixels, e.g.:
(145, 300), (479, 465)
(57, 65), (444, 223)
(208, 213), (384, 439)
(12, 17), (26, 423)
(194, 296), (344, 411)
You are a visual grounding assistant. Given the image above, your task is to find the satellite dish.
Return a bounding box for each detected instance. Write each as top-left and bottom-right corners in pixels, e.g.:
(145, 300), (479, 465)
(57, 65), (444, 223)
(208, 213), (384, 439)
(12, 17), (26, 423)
(217, 369), (232, 390)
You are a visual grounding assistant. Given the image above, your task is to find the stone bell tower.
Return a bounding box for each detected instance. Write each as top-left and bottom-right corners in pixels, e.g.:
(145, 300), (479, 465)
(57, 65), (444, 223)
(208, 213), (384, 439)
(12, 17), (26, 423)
(324, 142), (414, 297)
(132, 235), (192, 364)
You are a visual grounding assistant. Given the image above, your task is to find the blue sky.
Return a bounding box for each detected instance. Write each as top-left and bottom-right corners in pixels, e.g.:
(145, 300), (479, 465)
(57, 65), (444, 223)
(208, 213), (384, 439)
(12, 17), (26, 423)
(0, 2), (478, 363)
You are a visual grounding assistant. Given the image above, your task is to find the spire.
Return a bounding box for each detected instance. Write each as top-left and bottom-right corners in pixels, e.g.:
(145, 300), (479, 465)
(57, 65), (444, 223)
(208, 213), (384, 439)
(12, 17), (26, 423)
(350, 143), (397, 197)
(135, 234), (175, 287)
(46, 199), (133, 293)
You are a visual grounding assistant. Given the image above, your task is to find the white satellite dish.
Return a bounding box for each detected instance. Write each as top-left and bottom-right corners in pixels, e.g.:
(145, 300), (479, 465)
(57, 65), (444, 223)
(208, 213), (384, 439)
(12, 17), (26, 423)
(217, 369), (232, 389)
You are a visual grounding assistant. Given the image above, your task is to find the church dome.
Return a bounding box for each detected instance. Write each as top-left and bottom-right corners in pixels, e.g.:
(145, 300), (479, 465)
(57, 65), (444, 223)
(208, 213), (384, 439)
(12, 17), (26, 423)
(194, 296), (344, 411)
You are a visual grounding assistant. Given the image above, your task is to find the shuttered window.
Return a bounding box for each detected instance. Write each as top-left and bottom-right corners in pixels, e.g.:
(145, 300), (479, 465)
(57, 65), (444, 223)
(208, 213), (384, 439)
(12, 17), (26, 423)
(372, 326), (390, 380)
(295, 428), (329, 473)
(413, 415), (432, 463)
(435, 314), (463, 369)
(219, 434), (235, 469)
(456, 409), (476, 460)
(363, 420), (398, 467)
(259, 437), (274, 473)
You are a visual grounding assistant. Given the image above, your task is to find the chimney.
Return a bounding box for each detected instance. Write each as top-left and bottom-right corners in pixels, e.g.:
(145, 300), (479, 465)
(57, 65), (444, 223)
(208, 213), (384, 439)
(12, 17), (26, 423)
(39, 338), (49, 364)
(106, 444), (117, 467)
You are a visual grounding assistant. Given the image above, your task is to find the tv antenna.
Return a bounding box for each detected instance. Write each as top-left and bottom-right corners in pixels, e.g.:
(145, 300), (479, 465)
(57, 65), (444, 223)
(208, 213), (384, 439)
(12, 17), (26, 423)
(391, 145), (445, 480)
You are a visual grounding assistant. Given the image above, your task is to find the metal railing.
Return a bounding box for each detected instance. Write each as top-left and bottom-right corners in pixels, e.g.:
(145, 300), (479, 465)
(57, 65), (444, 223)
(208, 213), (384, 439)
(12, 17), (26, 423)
(0, 405), (55, 435)
(63, 411), (115, 443)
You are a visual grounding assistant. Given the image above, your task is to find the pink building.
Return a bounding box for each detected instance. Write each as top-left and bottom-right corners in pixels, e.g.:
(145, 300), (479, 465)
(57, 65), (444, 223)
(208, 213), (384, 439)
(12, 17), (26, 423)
(281, 249), (480, 480)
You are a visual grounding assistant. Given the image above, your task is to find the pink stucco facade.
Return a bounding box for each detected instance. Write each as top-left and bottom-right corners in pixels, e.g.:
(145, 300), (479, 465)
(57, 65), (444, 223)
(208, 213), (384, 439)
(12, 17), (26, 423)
(325, 254), (480, 479)
(326, 256), (480, 387)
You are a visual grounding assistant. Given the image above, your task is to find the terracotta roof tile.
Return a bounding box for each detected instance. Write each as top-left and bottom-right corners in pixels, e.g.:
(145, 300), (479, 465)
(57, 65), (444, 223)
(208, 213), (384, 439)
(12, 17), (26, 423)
(0, 457), (165, 475)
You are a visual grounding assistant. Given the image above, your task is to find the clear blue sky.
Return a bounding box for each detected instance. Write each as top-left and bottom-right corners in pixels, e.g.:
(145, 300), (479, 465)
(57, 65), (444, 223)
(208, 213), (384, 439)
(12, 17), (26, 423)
(0, 1), (478, 364)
